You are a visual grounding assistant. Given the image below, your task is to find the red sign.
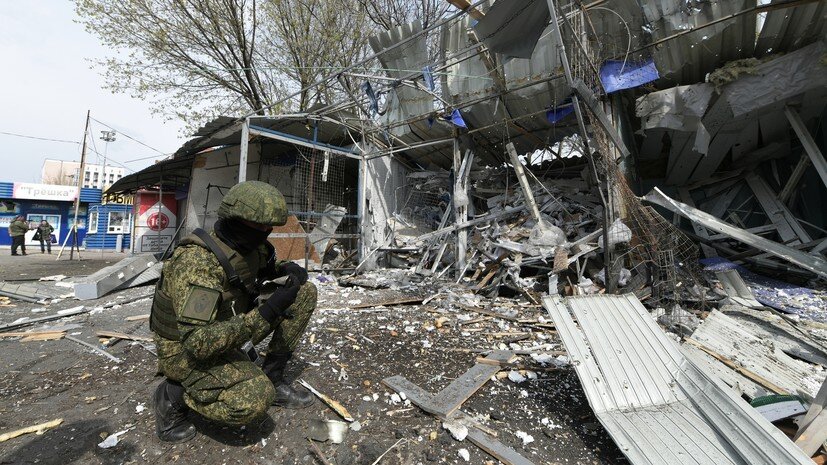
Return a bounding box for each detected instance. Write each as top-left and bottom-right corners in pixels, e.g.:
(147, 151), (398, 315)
(147, 212), (170, 231)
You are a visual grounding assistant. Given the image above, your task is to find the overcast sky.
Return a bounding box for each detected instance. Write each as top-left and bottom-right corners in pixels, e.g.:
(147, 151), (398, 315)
(0, 2), (187, 183)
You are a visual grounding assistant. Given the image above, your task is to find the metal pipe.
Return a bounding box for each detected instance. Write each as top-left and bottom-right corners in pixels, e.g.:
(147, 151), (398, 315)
(545, 0), (614, 293)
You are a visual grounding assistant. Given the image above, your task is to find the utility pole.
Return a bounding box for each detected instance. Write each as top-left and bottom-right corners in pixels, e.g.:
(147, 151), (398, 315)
(58, 110), (90, 261)
(100, 130), (116, 190)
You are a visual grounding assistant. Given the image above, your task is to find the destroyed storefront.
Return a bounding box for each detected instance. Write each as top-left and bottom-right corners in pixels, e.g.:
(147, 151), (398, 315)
(108, 116), (363, 265)
(50, 0), (827, 463)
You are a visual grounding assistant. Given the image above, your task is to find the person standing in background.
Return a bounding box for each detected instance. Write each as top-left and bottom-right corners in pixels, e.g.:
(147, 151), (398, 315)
(8, 215), (30, 256)
(34, 220), (54, 254)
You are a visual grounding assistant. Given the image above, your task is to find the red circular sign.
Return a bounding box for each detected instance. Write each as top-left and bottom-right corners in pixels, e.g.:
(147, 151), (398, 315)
(147, 212), (169, 231)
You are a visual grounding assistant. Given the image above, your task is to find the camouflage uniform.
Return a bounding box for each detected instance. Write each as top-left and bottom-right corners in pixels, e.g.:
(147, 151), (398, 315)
(151, 181), (317, 426)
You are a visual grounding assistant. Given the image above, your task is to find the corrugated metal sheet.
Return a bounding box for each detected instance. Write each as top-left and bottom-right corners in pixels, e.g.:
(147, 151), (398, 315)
(681, 342), (770, 399)
(688, 310), (826, 401)
(724, 307), (827, 367)
(79, 187), (102, 204)
(0, 182), (13, 198)
(640, 0), (756, 85)
(755, 0), (827, 57)
(544, 293), (813, 465)
(430, 14), (576, 166)
(715, 269), (761, 308)
(369, 21), (433, 128)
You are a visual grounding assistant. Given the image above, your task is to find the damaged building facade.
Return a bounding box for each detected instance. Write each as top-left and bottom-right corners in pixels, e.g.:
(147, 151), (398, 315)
(100, 0), (827, 463)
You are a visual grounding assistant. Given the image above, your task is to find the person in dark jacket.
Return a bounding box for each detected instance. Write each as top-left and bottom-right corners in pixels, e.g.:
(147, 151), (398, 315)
(8, 216), (29, 256)
(33, 220), (54, 254)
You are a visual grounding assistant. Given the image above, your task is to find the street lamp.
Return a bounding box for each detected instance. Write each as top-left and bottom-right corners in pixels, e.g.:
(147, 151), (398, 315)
(100, 130), (116, 190)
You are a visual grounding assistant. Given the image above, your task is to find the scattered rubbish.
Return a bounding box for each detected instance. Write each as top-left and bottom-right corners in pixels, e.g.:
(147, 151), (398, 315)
(514, 431), (534, 446)
(0, 306), (88, 333)
(307, 419), (349, 444)
(507, 371), (526, 384)
(97, 429), (130, 449)
(443, 420), (468, 441)
(65, 335), (122, 364)
(298, 379), (354, 422)
(458, 448), (470, 461)
(0, 419), (63, 442)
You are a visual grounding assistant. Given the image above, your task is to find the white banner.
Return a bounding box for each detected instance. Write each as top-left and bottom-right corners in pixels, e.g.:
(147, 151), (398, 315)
(13, 183), (78, 201)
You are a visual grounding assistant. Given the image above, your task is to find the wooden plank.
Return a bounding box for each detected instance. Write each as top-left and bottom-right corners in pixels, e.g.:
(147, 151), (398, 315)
(0, 307), (89, 333)
(476, 350), (519, 365)
(382, 374), (535, 465)
(0, 419), (63, 442)
(446, 0), (485, 19)
(438, 363), (501, 416)
(794, 410), (827, 457)
(685, 339), (787, 394)
(125, 314), (150, 321)
(455, 304), (519, 322)
(21, 332), (66, 342)
(95, 330), (153, 342)
(795, 377), (827, 441)
(382, 375), (445, 416)
(466, 428), (536, 465)
(0, 330), (65, 338)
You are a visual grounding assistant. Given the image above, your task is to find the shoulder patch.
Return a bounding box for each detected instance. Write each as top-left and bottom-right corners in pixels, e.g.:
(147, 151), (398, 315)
(179, 285), (221, 325)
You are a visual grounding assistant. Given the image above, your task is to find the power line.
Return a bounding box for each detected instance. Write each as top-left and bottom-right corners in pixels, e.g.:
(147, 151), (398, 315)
(0, 130), (80, 145)
(89, 116), (167, 154)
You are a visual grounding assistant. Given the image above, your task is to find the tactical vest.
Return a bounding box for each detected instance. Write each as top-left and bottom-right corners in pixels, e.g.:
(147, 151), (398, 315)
(149, 229), (262, 341)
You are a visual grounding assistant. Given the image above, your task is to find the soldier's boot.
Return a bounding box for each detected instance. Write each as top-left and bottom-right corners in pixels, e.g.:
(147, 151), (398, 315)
(262, 352), (314, 409)
(153, 380), (197, 442)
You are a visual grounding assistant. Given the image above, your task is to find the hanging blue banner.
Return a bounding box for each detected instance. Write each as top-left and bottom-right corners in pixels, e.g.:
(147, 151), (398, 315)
(546, 105), (574, 124)
(599, 58), (659, 93)
(449, 109), (467, 128)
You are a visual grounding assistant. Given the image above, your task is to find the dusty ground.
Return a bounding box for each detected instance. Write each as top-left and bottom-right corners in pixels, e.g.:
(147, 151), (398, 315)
(0, 260), (623, 465)
(0, 250), (129, 281)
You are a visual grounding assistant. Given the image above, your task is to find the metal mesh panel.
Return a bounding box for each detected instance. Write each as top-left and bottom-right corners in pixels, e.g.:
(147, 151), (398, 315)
(292, 146), (349, 221)
(557, 2), (707, 312)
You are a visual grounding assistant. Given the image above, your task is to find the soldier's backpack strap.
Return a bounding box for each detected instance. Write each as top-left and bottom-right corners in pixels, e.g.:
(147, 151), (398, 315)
(191, 228), (251, 294)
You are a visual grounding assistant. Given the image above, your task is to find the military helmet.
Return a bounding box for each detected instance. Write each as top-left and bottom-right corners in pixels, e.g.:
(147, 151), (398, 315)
(217, 181), (288, 226)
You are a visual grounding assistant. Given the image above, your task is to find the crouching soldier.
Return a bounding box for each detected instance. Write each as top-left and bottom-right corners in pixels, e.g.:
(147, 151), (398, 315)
(149, 181), (317, 442)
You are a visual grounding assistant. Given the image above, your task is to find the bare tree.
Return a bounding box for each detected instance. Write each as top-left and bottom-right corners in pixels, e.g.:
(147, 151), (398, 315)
(357, 0), (449, 30)
(75, 0), (370, 126)
(75, 0), (278, 125)
(259, 0), (372, 111)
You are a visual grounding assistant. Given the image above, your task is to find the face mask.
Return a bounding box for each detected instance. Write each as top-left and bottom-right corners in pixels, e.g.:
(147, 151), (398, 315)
(214, 218), (272, 255)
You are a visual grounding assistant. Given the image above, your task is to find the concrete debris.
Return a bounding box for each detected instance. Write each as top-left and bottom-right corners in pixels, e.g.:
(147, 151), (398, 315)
(74, 255), (158, 300)
(443, 420), (468, 441)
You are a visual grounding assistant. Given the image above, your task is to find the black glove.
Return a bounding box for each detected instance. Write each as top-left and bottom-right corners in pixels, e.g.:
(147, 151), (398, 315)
(277, 262), (308, 286)
(258, 284), (300, 324)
